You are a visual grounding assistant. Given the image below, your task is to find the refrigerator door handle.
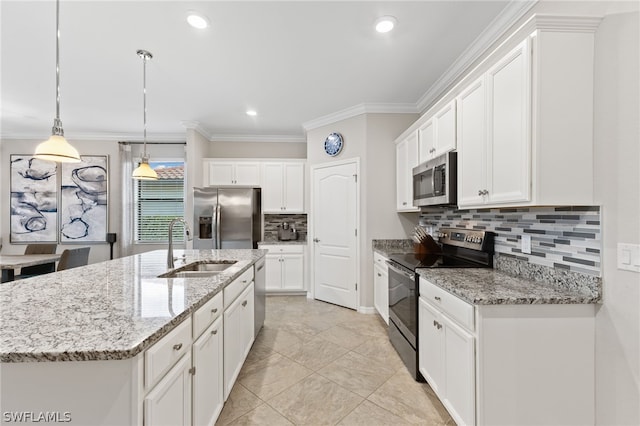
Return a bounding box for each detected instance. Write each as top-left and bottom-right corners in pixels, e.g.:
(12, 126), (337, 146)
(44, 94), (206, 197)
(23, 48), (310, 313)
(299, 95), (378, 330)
(215, 204), (221, 249)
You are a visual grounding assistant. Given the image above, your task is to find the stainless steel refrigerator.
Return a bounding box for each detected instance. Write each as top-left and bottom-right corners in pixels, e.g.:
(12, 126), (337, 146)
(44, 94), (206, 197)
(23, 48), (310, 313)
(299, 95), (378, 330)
(193, 187), (262, 249)
(193, 186), (264, 336)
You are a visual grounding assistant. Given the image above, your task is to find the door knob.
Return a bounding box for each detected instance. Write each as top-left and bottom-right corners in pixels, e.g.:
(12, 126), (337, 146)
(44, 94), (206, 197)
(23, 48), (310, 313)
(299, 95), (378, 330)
(313, 238), (320, 243)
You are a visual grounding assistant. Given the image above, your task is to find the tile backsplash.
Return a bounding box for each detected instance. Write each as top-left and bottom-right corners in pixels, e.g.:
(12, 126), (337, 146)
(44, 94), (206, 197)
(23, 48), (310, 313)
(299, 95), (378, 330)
(419, 206), (601, 277)
(264, 214), (307, 241)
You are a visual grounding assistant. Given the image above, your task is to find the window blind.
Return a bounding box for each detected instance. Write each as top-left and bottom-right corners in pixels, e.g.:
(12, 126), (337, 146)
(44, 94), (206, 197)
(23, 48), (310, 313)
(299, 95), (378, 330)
(135, 178), (185, 243)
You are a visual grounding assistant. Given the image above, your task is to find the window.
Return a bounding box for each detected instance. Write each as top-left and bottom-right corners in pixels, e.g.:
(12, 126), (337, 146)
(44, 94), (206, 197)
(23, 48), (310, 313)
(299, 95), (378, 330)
(134, 161), (186, 243)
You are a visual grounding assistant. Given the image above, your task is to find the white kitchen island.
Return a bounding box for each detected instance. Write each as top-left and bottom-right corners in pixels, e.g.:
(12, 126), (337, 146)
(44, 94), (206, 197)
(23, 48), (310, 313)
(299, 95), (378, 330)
(0, 249), (266, 426)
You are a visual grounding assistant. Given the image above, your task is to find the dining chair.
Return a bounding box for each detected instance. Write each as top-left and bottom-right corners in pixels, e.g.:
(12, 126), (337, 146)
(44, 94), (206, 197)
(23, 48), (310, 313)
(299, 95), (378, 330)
(18, 243), (58, 277)
(57, 247), (91, 271)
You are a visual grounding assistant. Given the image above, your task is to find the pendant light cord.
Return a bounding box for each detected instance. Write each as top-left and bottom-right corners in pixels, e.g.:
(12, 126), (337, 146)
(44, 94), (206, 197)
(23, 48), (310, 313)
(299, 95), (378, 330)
(53, 0), (63, 136)
(137, 50), (152, 159)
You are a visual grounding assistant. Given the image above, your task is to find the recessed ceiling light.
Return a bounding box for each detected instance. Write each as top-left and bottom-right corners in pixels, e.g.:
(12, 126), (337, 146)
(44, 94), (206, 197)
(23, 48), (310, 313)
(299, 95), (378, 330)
(246, 110), (257, 117)
(375, 16), (397, 33)
(187, 12), (209, 29)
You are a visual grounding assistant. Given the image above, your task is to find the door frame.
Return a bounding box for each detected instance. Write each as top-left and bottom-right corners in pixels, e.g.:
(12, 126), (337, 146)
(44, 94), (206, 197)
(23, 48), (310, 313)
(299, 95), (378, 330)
(309, 157), (361, 310)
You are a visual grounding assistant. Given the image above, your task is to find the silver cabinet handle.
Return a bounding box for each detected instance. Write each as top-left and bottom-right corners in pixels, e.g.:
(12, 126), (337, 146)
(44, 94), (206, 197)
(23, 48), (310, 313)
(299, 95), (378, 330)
(211, 329), (218, 335)
(478, 190), (483, 196)
(377, 273), (382, 277)
(434, 296), (441, 302)
(402, 202), (407, 205)
(211, 308), (218, 313)
(242, 300), (247, 307)
(313, 238), (320, 243)
(173, 343), (183, 351)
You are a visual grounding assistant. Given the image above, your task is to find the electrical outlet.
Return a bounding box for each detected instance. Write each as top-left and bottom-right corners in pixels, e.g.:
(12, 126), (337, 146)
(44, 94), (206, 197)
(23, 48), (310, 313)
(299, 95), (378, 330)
(521, 234), (532, 254)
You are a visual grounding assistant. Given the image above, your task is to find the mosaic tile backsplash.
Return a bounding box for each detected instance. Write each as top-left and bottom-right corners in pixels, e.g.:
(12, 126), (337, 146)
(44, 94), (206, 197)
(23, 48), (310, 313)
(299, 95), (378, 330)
(419, 206), (601, 277)
(264, 214), (307, 241)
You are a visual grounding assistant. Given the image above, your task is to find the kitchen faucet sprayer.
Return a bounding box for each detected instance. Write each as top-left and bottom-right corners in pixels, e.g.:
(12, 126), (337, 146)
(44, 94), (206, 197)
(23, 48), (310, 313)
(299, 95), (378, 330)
(167, 217), (192, 269)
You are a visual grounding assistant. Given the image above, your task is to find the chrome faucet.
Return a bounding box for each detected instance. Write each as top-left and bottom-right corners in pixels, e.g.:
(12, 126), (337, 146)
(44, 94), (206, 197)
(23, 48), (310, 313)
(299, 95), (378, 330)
(167, 218), (192, 269)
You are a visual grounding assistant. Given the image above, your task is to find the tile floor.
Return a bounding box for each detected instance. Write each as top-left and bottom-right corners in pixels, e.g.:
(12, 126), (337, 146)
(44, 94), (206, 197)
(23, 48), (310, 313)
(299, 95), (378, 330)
(216, 296), (453, 425)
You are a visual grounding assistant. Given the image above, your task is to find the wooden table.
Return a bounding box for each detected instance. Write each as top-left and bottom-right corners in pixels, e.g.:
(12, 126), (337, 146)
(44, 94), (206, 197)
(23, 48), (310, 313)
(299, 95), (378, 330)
(0, 254), (62, 282)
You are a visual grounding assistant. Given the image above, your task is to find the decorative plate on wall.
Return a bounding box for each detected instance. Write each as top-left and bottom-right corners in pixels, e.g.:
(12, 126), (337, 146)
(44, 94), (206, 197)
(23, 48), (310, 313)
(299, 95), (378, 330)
(324, 132), (344, 157)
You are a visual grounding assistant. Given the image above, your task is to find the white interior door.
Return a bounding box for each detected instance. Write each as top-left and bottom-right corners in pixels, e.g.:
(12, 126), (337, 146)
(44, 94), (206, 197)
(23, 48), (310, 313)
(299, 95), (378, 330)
(312, 160), (358, 310)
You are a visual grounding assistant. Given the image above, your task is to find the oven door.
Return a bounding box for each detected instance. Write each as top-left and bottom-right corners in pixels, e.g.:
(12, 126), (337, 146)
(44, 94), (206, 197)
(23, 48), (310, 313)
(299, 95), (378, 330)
(387, 262), (417, 348)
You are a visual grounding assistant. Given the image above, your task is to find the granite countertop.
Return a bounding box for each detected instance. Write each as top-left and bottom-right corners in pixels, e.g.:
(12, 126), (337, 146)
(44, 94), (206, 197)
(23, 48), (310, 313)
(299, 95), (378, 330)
(372, 239), (414, 257)
(258, 240), (307, 245)
(417, 268), (601, 305)
(0, 249), (266, 363)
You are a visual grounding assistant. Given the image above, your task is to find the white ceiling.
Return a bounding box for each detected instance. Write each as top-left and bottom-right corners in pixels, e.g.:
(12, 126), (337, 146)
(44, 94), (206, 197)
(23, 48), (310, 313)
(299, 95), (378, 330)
(1, 1), (531, 142)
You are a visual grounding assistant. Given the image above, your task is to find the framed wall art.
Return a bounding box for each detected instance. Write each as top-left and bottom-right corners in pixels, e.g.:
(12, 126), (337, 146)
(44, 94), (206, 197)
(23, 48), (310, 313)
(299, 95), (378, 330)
(10, 155), (58, 243)
(60, 155), (109, 243)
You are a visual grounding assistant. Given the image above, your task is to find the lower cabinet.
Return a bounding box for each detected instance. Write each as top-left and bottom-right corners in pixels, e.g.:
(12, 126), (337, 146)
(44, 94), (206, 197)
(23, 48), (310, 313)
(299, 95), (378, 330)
(373, 252), (389, 324)
(418, 296), (475, 425)
(223, 282), (255, 400)
(144, 353), (193, 426)
(192, 317), (223, 426)
(260, 244), (305, 292)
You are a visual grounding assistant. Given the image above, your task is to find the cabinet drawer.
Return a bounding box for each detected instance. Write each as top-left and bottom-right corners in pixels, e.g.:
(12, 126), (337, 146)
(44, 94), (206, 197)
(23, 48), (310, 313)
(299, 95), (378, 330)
(145, 317), (192, 390)
(420, 278), (474, 331)
(373, 252), (389, 269)
(193, 292), (223, 339)
(224, 268), (254, 309)
(262, 244), (304, 254)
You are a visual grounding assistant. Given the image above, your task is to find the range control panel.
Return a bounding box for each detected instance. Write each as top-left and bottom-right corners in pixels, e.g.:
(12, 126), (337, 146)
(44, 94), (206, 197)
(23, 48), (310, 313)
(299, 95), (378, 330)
(437, 228), (494, 253)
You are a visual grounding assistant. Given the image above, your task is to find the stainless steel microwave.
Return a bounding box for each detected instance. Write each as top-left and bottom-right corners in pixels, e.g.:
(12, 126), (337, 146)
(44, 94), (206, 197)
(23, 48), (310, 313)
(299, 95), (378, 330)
(412, 152), (457, 207)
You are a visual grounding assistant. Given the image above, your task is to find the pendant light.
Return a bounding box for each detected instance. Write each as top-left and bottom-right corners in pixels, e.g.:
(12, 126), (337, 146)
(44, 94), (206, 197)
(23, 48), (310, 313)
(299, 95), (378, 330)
(132, 49), (158, 180)
(34, 0), (81, 163)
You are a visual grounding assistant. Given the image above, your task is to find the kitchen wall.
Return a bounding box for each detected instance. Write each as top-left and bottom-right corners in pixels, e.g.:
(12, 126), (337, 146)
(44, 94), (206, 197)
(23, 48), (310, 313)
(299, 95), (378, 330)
(420, 206), (602, 276)
(208, 140), (306, 158)
(306, 112), (419, 311)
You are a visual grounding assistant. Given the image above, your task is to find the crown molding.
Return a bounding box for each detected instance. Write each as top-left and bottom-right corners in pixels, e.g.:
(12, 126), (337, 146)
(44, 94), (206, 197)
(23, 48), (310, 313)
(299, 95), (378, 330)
(302, 102), (419, 131)
(208, 134), (306, 143)
(181, 120), (213, 140)
(416, 0), (538, 113)
(0, 131), (186, 142)
(531, 14), (603, 32)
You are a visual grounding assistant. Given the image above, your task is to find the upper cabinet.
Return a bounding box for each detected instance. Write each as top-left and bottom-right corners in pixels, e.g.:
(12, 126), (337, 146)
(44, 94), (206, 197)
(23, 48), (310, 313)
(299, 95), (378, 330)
(262, 162), (305, 213)
(207, 161), (261, 186)
(458, 40), (531, 207)
(396, 132), (420, 212)
(418, 99), (457, 163)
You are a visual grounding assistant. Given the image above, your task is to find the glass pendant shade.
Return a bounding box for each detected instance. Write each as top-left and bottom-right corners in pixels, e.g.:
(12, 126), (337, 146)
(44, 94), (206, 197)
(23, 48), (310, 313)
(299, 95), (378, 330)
(132, 157), (158, 180)
(34, 134), (81, 163)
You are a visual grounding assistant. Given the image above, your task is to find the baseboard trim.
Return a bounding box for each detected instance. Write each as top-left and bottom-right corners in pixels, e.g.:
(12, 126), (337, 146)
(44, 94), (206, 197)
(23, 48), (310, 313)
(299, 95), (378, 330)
(357, 306), (376, 315)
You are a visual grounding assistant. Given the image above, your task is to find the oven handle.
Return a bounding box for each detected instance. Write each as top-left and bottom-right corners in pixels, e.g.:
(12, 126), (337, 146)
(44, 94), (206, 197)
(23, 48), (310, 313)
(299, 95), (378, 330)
(386, 261), (415, 281)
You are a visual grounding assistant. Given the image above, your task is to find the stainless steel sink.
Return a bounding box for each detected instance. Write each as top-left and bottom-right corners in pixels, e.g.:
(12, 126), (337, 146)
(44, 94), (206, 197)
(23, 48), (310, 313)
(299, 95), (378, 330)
(158, 261), (236, 278)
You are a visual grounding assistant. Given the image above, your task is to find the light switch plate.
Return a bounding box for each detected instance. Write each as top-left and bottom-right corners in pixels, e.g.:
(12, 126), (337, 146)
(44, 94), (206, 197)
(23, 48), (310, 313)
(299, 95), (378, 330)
(617, 243), (640, 273)
(521, 234), (532, 254)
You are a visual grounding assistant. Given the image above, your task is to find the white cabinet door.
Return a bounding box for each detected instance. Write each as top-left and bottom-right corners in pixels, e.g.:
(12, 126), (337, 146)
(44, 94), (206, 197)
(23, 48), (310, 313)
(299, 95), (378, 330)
(441, 314), (475, 426)
(209, 162), (235, 186)
(396, 133), (419, 211)
(486, 39), (531, 205)
(223, 282), (254, 400)
(373, 263), (388, 324)
(234, 162), (261, 186)
(418, 298), (444, 396)
(418, 120), (435, 164)
(264, 253), (283, 290)
(283, 162), (304, 212)
(192, 317), (223, 426)
(263, 163), (285, 212)
(144, 353), (192, 426)
(457, 77), (487, 207)
(434, 100), (456, 156)
(281, 253), (304, 290)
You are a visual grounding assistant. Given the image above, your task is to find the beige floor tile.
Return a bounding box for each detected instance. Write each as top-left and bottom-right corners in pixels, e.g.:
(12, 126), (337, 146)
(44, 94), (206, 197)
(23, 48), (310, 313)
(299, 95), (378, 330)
(337, 316), (388, 339)
(316, 325), (369, 350)
(367, 368), (451, 424)
(268, 373), (364, 425)
(251, 326), (314, 355)
(226, 403), (294, 426)
(337, 400), (413, 426)
(317, 351), (397, 398)
(279, 335), (349, 371)
(238, 353), (312, 400)
(352, 336), (405, 372)
(215, 383), (262, 426)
